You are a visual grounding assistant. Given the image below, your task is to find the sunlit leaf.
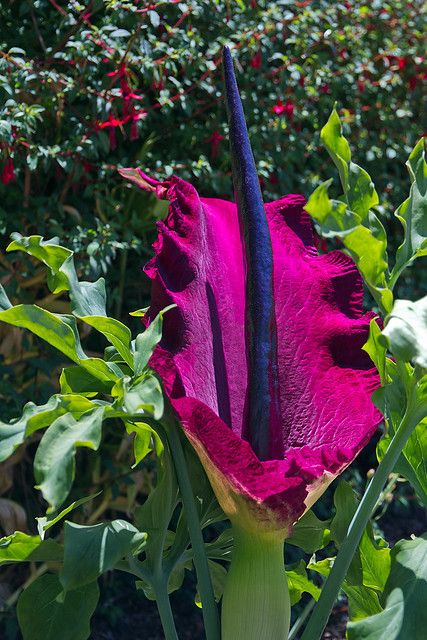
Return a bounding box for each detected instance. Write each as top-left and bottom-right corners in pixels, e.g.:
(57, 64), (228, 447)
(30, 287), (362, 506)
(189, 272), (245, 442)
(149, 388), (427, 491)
(380, 295), (427, 368)
(321, 107), (351, 190)
(133, 304), (175, 375)
(0, 394), (97, 462)
(34, 407), (105, 511)
(0, 531), (62, 565)
(286, 560), (321, 606)
(390, 139), (427, 287)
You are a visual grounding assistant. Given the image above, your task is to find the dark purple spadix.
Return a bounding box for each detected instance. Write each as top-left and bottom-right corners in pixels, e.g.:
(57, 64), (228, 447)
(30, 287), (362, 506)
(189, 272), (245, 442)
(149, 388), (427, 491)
(222, 45), (280, 460)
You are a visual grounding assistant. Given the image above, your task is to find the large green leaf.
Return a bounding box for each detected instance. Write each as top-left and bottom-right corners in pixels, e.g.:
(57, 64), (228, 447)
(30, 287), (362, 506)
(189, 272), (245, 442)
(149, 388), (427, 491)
(33, 407), (105, 510)
(0, 394), (97, 462)
(347, 535), (427, 640)
(380, 296), (427, 368)
(60, 519), (146, 590)
(390, 139), (427, 287)
(0, 531), (62, 565)
(17, 573), (99, 640)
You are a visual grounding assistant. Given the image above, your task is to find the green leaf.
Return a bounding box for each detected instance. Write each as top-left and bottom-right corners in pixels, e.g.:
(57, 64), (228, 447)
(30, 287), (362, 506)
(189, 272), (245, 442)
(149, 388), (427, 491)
(321, 107), (351, 190)
(363, 319), (387, 383)
(343, 216), (393, 313)
(0, 289), (120, 384)
(286, 509), (330, 554)
(60, 520), (146, 591)
(345, 584), (383, 621)
(305, 179), (360, 237)
(135, 443), (177, 565)
(133, 305), (175, 375)
(36, 492), (102, 538)
(390, 139), (427, 287)
(6, 235), (134, 365)
(0, 394), (97, 462)
(80, 315), (133, 368)
(59, 365), (114, 396)
(34, 407), (105, 510)
(125, 421), (155, 466)
(347, 535), (427, 639)
(380, 296), (427, 368)
(286, 560), (321, 606)
(0, 531), (62, 565)
(113, 374), (164, 421)
(7, 234), (107, 316)
(347, 162), (379, 219)
(17, 573), (99, 640)
(0, 298), (85, 362)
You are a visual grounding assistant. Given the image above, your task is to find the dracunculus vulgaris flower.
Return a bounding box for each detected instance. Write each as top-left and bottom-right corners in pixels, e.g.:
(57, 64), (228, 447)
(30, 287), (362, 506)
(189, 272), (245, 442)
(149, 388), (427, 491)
(119, 47), (381, 640)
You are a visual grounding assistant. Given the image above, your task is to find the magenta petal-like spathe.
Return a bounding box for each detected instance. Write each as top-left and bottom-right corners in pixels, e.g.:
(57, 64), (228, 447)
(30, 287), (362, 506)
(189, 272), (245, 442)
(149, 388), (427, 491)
(120, 168), (382, 534)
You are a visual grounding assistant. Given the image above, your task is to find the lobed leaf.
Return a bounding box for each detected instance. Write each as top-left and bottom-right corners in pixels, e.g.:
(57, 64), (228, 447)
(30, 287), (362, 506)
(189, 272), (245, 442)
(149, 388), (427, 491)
(34, 407), (105, 511)
(390, 139), (427, 287)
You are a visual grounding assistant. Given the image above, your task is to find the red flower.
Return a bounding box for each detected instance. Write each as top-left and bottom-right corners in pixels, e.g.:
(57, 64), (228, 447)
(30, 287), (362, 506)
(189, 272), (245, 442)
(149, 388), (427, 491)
(320, 83), (330, 94)
(398, 56), (407, 71)
(206, 130), (224, 159)
(250, 50), (262, 69)
(1, 158), (15, 185)
(272, 99), (294, 120)
(357, 79), (366, 92)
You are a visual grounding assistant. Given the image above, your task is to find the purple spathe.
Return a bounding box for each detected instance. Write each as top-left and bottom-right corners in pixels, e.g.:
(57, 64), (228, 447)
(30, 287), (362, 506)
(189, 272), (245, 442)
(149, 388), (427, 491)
(120, 167), (382, 537)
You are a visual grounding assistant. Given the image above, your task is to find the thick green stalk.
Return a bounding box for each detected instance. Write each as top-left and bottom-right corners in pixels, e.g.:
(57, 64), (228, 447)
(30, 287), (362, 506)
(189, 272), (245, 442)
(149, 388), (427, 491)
(163, 413), (221, 640)
(300, 397), (427, 640)
(221, 526), (290, 640)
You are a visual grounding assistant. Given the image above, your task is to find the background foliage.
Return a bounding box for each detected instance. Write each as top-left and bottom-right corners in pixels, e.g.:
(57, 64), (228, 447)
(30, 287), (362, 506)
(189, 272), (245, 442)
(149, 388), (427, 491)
(0, 1), (425, 638)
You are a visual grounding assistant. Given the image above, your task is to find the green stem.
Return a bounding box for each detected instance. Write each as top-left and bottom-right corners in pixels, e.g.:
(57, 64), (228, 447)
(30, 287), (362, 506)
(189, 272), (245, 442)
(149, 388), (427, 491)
(154, 579), (180, 640)
(300, 398), (427, 640)
(221, 526), (290, 640)
(163, 412), (221, 640)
